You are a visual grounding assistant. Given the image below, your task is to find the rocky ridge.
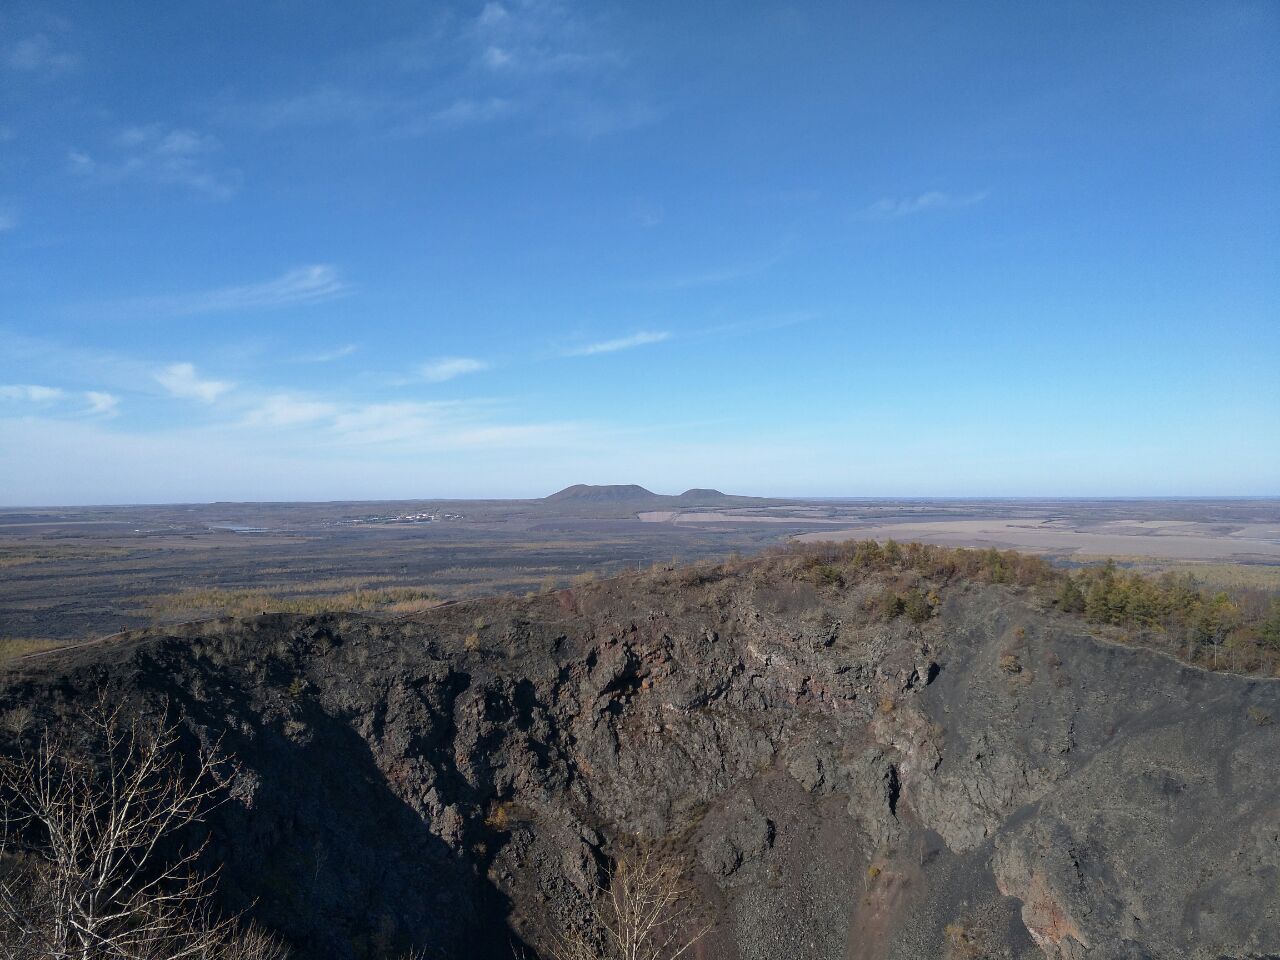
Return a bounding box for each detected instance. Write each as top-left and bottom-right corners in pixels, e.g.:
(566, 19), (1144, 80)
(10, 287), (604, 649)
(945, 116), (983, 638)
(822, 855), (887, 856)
(1, 552), (1276, 959)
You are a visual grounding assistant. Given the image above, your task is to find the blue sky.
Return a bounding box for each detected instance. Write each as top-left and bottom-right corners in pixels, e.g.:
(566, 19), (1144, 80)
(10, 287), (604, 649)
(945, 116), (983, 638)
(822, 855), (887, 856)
(1, 1), (1277, 504)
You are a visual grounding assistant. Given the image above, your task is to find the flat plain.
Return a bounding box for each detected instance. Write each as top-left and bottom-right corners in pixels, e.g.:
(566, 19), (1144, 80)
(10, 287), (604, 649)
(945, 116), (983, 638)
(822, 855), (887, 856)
(2, 491), (1278, 648)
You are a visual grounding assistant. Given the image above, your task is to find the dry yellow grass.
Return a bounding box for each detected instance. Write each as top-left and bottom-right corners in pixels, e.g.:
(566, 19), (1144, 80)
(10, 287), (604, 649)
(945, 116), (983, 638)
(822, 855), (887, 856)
(138, 584), (440, 620)
(1073, 558), (1280, 592)
(0, 545), (132, 569)
(384, 598), (441, 616)
(0, 637), (65, 662)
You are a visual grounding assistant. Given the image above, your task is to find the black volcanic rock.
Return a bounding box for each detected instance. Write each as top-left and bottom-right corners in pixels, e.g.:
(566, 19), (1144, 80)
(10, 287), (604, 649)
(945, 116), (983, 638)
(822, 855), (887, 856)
(2, 556), (1276, 960)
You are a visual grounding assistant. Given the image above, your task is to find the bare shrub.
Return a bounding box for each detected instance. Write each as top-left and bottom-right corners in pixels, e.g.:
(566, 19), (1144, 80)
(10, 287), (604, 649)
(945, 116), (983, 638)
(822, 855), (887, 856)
(0, 696), (288, 960)
(550, 848), (709, 960)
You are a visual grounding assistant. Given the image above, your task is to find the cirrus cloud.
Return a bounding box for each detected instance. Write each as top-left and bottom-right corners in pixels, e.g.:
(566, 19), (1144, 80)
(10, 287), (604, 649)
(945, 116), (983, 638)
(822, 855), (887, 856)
(241, 394), (339, 428)
(0, 383), (64, 402)
(0, 384), (120, 418)
(69, 125), (240, 200)
(4, 33), (78, 75)
(420, 356), (490, 382)
(863, 190), (990, 219)
(563, 330), (669, 356)
(98, 265), (347, 320)
(155, 363), (234, 403)
(293, 343), (359, 364)
(84, 391), (120, 416)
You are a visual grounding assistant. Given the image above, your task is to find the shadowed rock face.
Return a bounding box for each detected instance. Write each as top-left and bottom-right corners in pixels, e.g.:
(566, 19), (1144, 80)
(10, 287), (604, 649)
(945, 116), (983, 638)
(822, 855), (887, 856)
(2, 563), (1277, 960)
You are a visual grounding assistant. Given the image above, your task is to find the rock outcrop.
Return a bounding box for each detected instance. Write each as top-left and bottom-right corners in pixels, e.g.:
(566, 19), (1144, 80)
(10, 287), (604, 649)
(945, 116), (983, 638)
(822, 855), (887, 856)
(1, 559), (1276, 959)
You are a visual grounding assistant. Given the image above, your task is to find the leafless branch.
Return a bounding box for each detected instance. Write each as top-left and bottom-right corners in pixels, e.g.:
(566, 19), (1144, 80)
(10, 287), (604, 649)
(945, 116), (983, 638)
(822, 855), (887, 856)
(549, 847), (711, 960)
(0, 694), (288, 960)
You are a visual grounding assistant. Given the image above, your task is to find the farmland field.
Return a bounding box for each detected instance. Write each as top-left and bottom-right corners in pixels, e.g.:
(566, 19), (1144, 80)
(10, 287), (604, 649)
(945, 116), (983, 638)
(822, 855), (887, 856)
(3, 493), (1277, 648)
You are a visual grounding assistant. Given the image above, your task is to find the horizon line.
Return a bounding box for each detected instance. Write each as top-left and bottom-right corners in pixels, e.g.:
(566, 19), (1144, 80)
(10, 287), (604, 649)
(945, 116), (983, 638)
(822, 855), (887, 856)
(2, 492), (1279, 510)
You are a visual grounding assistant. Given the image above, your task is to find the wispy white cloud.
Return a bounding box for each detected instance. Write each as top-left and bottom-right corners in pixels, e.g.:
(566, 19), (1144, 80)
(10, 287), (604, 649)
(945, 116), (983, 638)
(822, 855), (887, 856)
(232, 391), (581, 449)
(643, 241), (792, 292)
(0, 337), (596, 461)
(0, 205), (17, 233)
(419, 356), (490, 382)
(225, 1), (649, 142)
(231, 86), (378, 129)
(83, 391), (120, 417)
(0, 384), (64, 402)
(241, 394), (338, 428)
(0, 330), (168, 400)
(155, 363), (234, 403)
(477, 2), (510, 29)
(563, 331), (670, 356)
(0, 384), (117, 417)
(327, 400), (576, 448)
(237, 88), (516, 139)
(470, 1), (619, 75)
(0, 407), (602, 504)
(696, 311), (819, 340)
(293, 343), (359, 363)
(863, 190), (989, 219)
(330, 401), (454, 445)
(482, 45), (514, 70)
(69, 125), (240, 199)
(430, 97), (513, 126)
(4, 33), (78, 75)
(103, 265), (347, 319)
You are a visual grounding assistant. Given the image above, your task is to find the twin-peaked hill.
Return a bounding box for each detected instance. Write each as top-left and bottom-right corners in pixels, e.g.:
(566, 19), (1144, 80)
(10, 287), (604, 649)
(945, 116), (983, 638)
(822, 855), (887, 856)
(543, 483), (767, 511)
